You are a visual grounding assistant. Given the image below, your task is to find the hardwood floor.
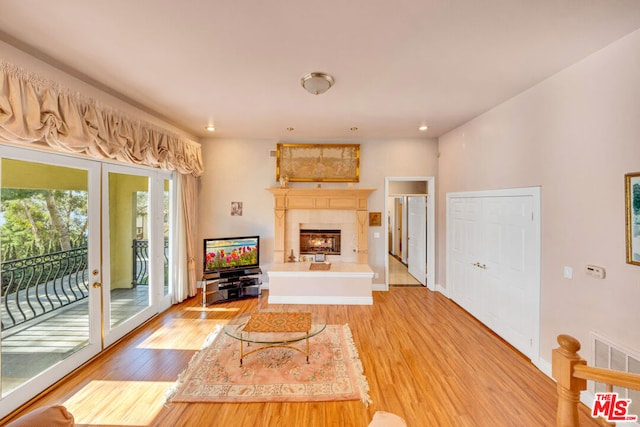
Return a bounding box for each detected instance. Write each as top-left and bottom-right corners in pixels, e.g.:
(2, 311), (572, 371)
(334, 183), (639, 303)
(4, 287), (599, 427)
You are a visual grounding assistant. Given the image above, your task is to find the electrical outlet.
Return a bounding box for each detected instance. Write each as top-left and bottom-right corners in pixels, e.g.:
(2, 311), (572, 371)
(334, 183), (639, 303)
(374, 273), (379, 279)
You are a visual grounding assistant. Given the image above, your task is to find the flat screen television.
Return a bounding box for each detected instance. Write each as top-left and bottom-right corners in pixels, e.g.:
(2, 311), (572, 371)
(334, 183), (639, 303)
(203, 235), (260, 274)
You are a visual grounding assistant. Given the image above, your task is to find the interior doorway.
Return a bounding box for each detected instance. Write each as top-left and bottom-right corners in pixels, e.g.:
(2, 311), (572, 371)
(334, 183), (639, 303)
(384, 177), (435, 291)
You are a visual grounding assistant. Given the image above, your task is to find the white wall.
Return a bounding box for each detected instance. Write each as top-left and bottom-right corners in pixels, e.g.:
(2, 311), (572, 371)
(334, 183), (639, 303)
(198, 138), (438, 284)
(438, 29), (640, 364)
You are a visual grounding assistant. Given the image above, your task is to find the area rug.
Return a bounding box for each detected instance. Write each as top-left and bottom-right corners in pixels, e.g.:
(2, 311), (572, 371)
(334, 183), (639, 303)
(166, 324), (371, 405)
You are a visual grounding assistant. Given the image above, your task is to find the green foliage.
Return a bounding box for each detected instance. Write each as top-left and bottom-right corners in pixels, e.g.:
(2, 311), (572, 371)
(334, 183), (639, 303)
(1, 189), (88, 260)
(634, 183), (640, 216)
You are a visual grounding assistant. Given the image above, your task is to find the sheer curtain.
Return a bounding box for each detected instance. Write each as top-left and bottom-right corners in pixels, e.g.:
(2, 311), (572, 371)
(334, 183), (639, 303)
(0, 60), (203, 302)
(175, 173), (199, 302)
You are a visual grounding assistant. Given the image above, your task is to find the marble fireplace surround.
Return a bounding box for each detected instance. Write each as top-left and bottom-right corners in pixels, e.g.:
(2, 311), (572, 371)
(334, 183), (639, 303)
(266, 188), (375, 263)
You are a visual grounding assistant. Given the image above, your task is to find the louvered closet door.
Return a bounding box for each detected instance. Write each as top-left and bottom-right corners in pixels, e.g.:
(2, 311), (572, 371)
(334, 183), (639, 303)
(446, 189), (540, 361)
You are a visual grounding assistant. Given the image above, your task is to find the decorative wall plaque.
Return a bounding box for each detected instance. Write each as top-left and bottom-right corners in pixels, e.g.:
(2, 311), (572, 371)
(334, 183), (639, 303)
(369, 212), (382, 227)
(276, 143), (360, 182)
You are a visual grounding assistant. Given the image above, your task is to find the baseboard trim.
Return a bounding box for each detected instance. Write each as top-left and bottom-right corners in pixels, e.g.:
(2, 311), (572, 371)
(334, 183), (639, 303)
(434, 283), (448, 297)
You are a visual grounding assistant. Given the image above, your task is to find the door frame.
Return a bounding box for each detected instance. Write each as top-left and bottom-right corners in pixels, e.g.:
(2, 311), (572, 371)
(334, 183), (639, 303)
(384, 176), (435, 291)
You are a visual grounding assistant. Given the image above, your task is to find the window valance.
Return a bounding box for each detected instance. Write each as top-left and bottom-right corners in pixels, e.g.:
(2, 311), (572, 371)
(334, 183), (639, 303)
(0, 60), (203, 177)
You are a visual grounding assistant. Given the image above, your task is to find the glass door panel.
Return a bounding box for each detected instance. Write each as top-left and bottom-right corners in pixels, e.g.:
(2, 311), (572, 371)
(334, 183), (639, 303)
(102, 167), (173, 346)
(103, 169), (152, 346)
(0, 148), (101, 419)
(163, 179), (171, 298)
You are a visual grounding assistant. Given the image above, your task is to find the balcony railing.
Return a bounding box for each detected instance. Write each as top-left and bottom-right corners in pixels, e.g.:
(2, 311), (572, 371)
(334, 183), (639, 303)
(133, 239), (149, 286)
(1, 247), (89, 331)
(132, 239), (169, 287)
(1, 240), (168, 331)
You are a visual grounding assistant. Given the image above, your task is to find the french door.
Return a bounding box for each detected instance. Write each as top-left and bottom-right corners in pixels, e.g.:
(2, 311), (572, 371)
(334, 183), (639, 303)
(0, 146), (174, 418)
(101, 164), (174, 346)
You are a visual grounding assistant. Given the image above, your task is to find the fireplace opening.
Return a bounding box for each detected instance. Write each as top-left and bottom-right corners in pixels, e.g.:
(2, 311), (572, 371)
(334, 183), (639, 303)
(300, 229), (341, 255)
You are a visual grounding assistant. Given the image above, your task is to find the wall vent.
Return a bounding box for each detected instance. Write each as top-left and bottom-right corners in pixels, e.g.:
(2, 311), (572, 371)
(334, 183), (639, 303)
(590, 332), (640, 419)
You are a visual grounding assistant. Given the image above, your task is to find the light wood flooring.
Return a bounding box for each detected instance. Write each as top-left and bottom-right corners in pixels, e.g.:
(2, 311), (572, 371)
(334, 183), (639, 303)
(388, 254), (421, 286)
(4, 287), (599, 427)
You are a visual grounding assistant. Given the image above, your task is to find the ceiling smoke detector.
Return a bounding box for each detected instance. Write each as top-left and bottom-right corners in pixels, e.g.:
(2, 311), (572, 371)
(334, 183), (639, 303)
(300, 72), (334, 95)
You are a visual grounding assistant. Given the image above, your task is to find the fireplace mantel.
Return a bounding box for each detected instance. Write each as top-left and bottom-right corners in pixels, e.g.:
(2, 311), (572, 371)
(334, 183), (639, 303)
(267, 187), (375, 263)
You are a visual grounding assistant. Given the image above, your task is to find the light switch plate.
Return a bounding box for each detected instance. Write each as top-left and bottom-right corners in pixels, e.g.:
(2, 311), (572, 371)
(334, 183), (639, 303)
(563, 266), (573, 279)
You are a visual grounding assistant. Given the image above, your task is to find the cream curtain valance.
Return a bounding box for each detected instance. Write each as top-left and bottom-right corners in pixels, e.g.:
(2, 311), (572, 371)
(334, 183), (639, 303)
(0, 60), (203, 177)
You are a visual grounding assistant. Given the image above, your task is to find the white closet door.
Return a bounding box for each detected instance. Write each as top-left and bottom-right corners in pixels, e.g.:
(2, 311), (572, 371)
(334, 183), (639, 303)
(448, 197), (484, 319)
(446, 189), (540, 361)
(482, 196), (536, 357)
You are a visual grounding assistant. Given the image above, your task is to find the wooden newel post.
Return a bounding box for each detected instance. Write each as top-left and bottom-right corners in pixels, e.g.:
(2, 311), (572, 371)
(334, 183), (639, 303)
(552, 334), (588, 427)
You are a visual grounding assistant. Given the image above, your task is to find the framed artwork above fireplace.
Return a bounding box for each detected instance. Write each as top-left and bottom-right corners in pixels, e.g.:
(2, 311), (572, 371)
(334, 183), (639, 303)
(276, 143), (360, 182)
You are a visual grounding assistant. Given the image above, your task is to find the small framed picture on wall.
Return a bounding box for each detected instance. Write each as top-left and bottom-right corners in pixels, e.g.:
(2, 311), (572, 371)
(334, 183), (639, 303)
(369, 212), (382, 227)
(231, 201), (243, 216)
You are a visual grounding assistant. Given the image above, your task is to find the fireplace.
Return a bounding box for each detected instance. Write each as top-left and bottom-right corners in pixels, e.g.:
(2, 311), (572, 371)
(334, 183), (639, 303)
(267, 188), (374, 263)
(300, 229), (341, 255)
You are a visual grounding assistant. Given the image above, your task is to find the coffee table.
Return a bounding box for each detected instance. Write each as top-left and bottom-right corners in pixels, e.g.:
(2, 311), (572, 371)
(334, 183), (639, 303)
(223, 311), (326, 366)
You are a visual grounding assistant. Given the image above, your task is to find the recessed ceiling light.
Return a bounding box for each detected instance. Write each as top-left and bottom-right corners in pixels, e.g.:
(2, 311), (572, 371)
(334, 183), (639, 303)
(205, 125), (215, 132)
(419, 125), (429, 131)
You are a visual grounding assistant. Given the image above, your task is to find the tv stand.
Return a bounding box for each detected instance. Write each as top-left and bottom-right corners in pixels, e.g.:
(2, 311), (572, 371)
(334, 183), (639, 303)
(201, 267), (262, 305)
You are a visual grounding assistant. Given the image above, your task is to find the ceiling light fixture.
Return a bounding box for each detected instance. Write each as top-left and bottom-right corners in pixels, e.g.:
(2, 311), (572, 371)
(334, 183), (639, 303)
(300, 72), (334, 95)
(419, 125), (429, 131)
(286, 127), (295, 131)
(350, 127), (358, 131)
(205, 125), (216, 132)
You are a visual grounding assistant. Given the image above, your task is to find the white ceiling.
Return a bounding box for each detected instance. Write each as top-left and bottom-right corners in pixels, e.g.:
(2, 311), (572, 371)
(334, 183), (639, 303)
(2, 0), (640, 141)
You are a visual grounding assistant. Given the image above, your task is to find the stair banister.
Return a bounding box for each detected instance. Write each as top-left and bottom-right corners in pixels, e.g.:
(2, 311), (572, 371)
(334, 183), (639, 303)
(552, 334), (640, 427)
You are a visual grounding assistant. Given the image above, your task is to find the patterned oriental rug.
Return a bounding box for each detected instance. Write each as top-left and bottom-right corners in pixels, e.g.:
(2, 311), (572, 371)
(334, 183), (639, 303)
(166, 324), (371, 405)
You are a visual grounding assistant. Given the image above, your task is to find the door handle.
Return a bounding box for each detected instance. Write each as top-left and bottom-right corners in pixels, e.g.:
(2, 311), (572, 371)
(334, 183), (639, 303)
(92, 282), (102, 289)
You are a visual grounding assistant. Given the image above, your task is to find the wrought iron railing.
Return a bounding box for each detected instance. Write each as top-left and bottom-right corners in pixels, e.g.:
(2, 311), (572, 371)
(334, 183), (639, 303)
(133, 240), (149, 286)
(1, 246), (89, 331)
(132, 239), (169, 287)
(1, 240), (168, 330)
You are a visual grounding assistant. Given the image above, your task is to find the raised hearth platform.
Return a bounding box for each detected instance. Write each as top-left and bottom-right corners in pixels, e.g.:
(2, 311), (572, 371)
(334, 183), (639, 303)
(267, 262), (374, 305)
